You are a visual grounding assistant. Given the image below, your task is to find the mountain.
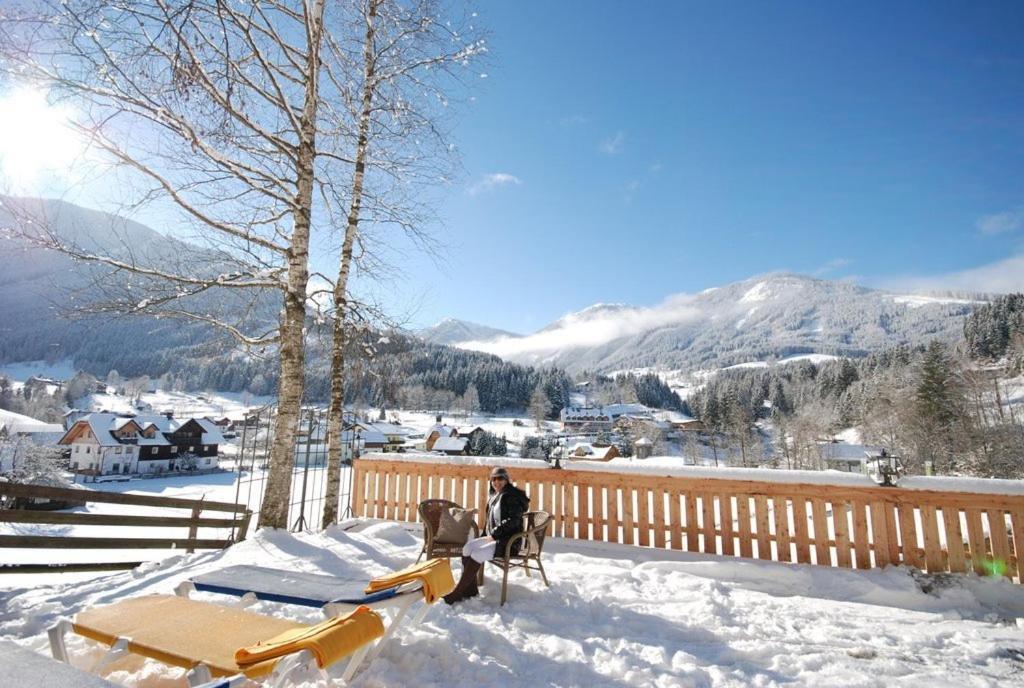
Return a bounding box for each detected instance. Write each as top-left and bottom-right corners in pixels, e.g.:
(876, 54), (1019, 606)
(455, 273), (985, 374)
(418, 318), (519, 346)
(0, 197), (554, 410)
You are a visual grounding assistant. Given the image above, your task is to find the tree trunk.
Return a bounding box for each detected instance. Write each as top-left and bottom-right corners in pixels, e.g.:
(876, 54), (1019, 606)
(323, 0), (379, 529)
(259, 0), (325, 529)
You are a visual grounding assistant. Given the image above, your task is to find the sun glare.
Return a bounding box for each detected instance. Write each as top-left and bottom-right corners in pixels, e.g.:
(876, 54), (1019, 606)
(0, 87), (87, 190)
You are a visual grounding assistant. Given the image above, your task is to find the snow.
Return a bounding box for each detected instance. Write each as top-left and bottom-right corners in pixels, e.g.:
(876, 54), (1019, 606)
(740, 281), (773, 303)
(0, 359), (78, 382)
(0, 408), (62, 435)
(2, 521), (1024, 686)
(891, 294), (982, 309)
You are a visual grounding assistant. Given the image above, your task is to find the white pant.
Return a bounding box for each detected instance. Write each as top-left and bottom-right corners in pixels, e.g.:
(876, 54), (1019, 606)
(462, 536), (497, 563)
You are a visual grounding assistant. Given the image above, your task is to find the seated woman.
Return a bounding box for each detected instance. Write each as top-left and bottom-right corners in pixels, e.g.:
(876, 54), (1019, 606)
(444, 466), (529, 605)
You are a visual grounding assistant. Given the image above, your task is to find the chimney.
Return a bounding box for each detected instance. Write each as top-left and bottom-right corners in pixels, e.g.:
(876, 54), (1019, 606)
(435, 414), (442, 424)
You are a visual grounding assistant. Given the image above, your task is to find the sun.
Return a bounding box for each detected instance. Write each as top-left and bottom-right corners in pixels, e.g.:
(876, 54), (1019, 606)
(0, 87), (88, 191)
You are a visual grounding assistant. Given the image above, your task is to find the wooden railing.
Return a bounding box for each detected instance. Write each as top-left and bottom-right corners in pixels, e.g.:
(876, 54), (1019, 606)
(0, 482), (251, 573)
(351, 457), (1024, 583)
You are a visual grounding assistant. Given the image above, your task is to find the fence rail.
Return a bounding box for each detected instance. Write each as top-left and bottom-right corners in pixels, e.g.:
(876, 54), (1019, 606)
(0, 482), (251, 573)
(351, 458), (1024, 583)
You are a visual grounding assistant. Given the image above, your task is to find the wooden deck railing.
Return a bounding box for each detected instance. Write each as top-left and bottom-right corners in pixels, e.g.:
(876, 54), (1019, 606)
(0, 482), (251, 573)
(351, 457), (1024, 583)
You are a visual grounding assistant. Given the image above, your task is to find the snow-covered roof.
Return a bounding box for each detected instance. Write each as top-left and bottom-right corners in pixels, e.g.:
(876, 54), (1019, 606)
(433, 437), (469, 452)
(357, 422), (412, 438)
(655, 410), (700, 425)
(634, 437), (653, 446)
(568, 442), (617, 460)
(359, 430), (388, 446)
(819, 442), (883, 462)
(194, 418), (226, 445)
(0, 409), (63, 436)
(428, 424), (459, 437)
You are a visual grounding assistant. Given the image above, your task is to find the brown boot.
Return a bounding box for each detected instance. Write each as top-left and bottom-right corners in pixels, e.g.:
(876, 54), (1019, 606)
(444, 556), (482, 605)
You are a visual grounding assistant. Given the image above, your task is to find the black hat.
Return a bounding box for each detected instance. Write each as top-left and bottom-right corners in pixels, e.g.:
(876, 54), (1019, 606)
(489, 466), (510, 480)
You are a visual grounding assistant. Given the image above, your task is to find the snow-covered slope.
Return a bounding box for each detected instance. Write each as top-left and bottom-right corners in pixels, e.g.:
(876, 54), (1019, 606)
(418, 317), (519, 346)
(458, 273), (984, 373)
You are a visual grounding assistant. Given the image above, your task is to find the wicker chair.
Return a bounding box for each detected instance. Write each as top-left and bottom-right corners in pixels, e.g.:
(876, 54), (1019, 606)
(416, 499), (479, 563)
(486, 511), (552, 605)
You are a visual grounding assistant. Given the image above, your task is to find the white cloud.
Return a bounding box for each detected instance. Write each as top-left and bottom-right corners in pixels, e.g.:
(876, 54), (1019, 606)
(468, 172), (522, 196)
(812, 257), (852, 277)
(599, 131), (625, 155)
(458, 294), (703, 358)
(880, 253), (1024, 294)
(976, 206), (1024, 235)
(560, 114), (588, 127)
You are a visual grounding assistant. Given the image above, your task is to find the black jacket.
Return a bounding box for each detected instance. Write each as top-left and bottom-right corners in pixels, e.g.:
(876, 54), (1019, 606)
(486, 483), (530, 557)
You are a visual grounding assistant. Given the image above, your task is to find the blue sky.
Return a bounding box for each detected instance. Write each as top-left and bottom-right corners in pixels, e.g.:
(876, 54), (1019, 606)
(393, 1), (1024, 333)
(2, 2), (1023, 335)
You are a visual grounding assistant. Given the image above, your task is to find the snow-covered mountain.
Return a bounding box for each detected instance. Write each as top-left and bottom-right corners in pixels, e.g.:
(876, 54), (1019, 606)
(453, 273), (985, 373)
(418, 318), (519, 346)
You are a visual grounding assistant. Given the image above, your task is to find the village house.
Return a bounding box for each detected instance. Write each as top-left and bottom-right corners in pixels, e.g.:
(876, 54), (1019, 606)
(564, 442), (620, 462)
(424, 421), (459, 451)
(58, 412), (225, 477)
(432, 436), (469, 456)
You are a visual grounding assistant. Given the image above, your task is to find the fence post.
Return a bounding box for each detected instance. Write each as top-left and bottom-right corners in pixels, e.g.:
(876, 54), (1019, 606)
(235, 510), (253, 542)
(186, 497), (204, 553)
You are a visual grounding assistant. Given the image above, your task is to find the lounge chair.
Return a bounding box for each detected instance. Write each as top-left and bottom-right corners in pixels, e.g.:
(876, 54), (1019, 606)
(176, 558), (453, 665)
(486, 511), (552, 605)
(48, 595), (385, 687)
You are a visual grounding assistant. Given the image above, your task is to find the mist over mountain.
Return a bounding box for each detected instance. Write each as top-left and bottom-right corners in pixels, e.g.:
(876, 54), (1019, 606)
(447, 274), (985, 374)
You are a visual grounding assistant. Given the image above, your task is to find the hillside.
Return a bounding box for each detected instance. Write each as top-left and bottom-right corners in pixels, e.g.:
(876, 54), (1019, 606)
(418, 318), (519, 346)
(452, 274), (984, 373)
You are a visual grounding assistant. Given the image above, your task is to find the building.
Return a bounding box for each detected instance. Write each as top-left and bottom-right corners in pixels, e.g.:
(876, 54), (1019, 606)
(0, 409), (65, 474)
(564, 442), (619, 462)
(559, 407), (613, 432)
(58, 412), (225, 477)
(424, 423), (459, 451)
(432, 436), (469, 456)
(354, 421), (414, 452)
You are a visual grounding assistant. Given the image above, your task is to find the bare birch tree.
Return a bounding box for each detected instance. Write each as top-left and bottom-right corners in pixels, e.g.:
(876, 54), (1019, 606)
(320, 0), (486, 527)
(0, 0), (345, 527)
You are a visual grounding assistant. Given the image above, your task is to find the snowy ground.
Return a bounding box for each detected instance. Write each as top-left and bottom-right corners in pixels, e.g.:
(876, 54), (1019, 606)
(2, 522), (1024, 687)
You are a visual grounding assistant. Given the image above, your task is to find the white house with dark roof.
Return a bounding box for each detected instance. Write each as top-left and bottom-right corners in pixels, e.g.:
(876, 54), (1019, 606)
(59, 413), (224, 477)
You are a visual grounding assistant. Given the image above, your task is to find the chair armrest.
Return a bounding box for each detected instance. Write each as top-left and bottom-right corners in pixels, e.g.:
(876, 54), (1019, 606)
(501, 531), (527, 560)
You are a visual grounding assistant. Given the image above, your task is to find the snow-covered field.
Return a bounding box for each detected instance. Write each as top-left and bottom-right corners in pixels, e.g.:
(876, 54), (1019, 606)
(2, 521), (1024, 687)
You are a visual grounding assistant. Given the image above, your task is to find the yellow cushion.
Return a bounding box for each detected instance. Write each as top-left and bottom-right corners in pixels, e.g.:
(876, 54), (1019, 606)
(364, 558), (455, 604)
(234, 605), (384, 670)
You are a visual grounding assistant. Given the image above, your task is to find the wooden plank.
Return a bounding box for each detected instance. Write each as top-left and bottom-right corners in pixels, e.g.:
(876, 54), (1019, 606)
(622, 486), (635, 546)
(1010, 511), (1024, 583)
(810, 499), (830, 566)
(0, 511), (241, 529)
(548, 480), (559, 536)
(773, 496), (791, 562)
(832, 501), (851, 568)
(0, 535), (231, 550)
(701, 494), (717, 555)
(669, 491), (683, 550)
(987, 510), (1012, 580)
(919, 505), (945, 573)
(579, 482), (591, 540)
(964, 508), (988, 575)
(883, 500), (900, 564)
(685, 493), (699, 552)
(736, 495), (753, 559)
(852, 500), (871, 569)
(606, 485), (619, 543)
(0, 482), (243, 512)
(941, 507), (967, 574)
(351, 466), (366, 517)
(791, 497), (811, 564)
(652, 488), (667, 549)
(373, 470), (385, 519)
(720, 495), (735, 556)
(563, 477), (575, 539)
(896, 503), (923, 569)
(869, 502), (891, 568)
(754, 495), (771, 560)
(637, 487), (651, 547)
(0, 562), (143, 574)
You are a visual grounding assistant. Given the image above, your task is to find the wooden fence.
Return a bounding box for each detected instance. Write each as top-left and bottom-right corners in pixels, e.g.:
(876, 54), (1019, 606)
(0, 482), (251, 573)
(351, 458), (1024, 583)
